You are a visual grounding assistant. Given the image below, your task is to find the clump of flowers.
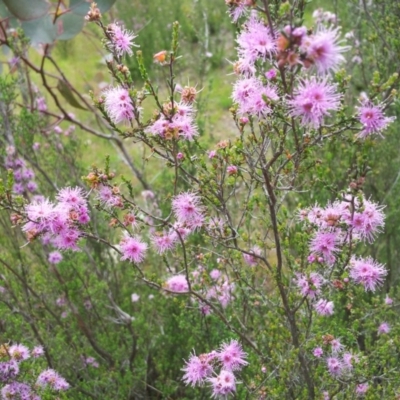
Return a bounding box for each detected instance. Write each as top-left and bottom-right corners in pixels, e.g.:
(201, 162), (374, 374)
(182, 339), (247, 397)
(0, 342), (69, 396)
(146, 100), (199, 141)
(22, 187), (90, 251)
(4, 146), (38, 195)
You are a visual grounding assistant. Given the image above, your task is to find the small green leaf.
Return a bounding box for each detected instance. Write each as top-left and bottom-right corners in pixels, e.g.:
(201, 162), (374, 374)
(57, 80), (87, 110)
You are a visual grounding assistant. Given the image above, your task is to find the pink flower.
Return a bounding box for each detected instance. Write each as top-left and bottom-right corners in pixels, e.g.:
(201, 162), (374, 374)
(208, 150), (217, 159)
(9, 344), (30, 361)
(356, 101), (395, 139)
(378, 322), (390, 335)
(48, 251), (63, 264)
(313, 347), (323, 358)
(351, 198), (385, 242)
(288, 77), (341, 128)
(165, 275), (189, 293)
(326, 356), (343, 376)
(182, 353), (214, 386)
(151, 231), (177, 254)
(232, 77), (278, 116)
(295, 272), (323, 298)
(330, 339), (344, 354)
(227, 165), (238, 175)
(236, 16), (276, 67)
(108, 23), (138, 57)
(310, 231), (339, 265)
(36, 369), (69, 391)
(31, 346), (44, 358)
(103, 86), (135, 124)
(172, 192), (204, 226)
(120, 236), (148, 263)
(210, 269), (221, 280)
(57, 187), (86, 207)
(265, 69), (277, 80)
(303, 26), (349, 75)
(385, 295), (393, 305)
(217, 339), (248, 371)
(356, 383), (369, 396)
(208, 370), (236, 398)
(243, 246), (262, 266)
(314, 299), (334, 316)
(349, 256), (387, 292)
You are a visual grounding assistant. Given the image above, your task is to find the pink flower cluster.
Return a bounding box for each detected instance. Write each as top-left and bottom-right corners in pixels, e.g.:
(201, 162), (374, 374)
(23, 187), (90, 251)
(300, 195), (385, 266)
(4, 146), (38, 195)
(232, 76), (278, 116)
(313, 338), (360, 379)
(165, 266), (235, 311)
(146, 101), (198, 141)
(36, 369), (70, 391)
(0, 341), (68, 398)
(236, 16), (276, 74)
(182, 339), (247, 398)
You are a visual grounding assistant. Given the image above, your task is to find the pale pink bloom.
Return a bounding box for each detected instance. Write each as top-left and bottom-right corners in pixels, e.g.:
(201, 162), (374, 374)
(243, 246), (262, 266)
(36, 96), (47, 112)
(217, 339), (248, 371)
(326, 356), (343, 376)
(151, 231), (177, 254)
(182, 353), (214, 386)
(232, 77), (278, 116)
(31, 346), (44, 358)
(349, 256), (387, 292)
(120, 236), (148, 263)
(288, 77), (341, 128)
(236, 16), (276, 66)
(378, 322), (390, 335)
(48, 251), (63, 264)
(265, 68), (277, 80)
(330, 339), (344, 354)
(9, 344), (30, 361)
(36, 369), (69, 391)
(208, 150), (217, 159)
(342, 352), (354, 370)
(172, 192), (204, 226)
(210, 269), (221, 280)
(103, 86), (135, 124)
(352, 198), (385, 242)
(303, 26), (349, 74)
(310, 231), (339, 265)
(314, 299), (334, 316)
(356, 101), (395, 139)
(227, 165), (238, 175)
(313, 347), (323, 358)
(356, 383), (369, 396)
(108, 23), (138, 57)
(295, 272), (323, 298)
(208, 370), (236, 397)
(165, 275), (189, 293)
(385, 295), (393, 305)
